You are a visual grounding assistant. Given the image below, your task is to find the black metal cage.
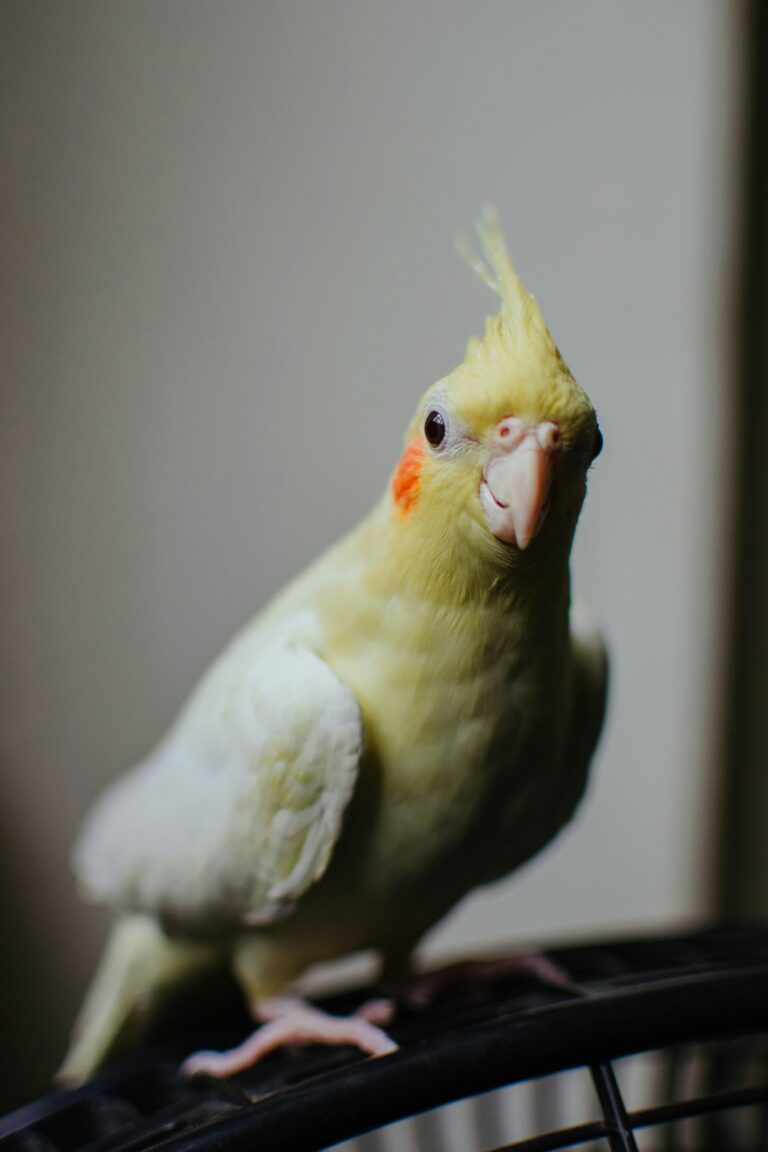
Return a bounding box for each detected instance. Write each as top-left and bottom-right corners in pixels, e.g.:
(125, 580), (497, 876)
(3, 925), (768, 1152)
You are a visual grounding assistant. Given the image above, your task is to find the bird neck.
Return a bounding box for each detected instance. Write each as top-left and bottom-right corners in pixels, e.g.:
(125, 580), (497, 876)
(360, 495), (573, 622)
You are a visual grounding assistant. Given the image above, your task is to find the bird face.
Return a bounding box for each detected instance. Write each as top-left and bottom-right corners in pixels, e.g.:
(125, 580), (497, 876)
(394, 365), (602, 559)
(389, 209), (601, 583)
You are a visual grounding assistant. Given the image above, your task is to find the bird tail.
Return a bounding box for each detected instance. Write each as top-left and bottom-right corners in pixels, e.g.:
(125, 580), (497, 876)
(57, 914), (224, 1085)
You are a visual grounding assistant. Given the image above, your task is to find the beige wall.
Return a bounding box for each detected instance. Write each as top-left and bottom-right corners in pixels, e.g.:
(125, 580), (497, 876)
(1, 0), (742, 1104)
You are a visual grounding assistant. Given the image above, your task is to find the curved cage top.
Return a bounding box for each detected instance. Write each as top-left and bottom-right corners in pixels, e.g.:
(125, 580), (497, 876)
(3, 924), (768, 1152)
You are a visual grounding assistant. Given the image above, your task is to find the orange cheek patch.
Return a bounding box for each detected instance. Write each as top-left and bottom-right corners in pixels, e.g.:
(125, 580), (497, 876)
(392, 437), (425, 513)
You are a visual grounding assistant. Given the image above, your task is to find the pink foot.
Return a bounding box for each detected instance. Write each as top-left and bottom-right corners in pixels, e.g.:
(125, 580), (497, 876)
(390, 953), (578, 1009)
(180, 996), (397, 1078)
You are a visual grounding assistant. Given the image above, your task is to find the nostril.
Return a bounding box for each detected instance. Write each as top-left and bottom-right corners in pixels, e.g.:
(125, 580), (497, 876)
(538, 423), (560, 451)
(496, 417), (524, 446)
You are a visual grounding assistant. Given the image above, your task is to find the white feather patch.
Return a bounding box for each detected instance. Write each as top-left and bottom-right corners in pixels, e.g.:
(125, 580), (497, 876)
(74, 642), (363, 930)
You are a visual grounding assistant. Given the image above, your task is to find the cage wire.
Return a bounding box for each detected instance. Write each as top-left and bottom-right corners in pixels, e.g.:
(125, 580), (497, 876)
(2, 927), (768, 1152)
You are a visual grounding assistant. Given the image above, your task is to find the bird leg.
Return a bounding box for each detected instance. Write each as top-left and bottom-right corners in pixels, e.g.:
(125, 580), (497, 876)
(180, 995), (397, 1078)
(384, 953), (579, 1010)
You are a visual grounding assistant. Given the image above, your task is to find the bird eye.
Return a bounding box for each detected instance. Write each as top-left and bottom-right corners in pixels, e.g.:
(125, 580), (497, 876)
(591, 423), (604, 461)
(424, 409), (447, 449)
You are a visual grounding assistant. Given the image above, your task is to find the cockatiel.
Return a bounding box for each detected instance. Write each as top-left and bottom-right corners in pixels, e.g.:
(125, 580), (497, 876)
(60, 209), (607, 1083)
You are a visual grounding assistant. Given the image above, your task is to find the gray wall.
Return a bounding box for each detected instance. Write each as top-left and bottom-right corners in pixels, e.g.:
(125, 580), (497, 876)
(1, 1), (742, 1103)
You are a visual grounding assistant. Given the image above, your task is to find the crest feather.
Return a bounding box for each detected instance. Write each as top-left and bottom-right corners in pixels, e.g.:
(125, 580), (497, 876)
(455, 205), (545, 336)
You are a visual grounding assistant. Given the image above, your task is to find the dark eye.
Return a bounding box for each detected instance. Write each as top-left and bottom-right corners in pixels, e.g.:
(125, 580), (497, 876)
(591, 422), (603, 461)
(425, 409), (447, 448)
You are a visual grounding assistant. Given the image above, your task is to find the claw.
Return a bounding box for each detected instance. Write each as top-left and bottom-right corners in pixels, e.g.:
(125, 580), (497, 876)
(389, 952), (580, 1010)
(181, 996), (397, 1078)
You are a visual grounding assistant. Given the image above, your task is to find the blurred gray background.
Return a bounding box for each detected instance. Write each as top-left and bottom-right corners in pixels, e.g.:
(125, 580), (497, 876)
(1, 0), (752, 1107)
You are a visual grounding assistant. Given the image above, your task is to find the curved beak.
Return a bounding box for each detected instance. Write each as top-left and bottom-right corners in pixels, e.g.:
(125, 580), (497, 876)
(480, 420), (558, 549)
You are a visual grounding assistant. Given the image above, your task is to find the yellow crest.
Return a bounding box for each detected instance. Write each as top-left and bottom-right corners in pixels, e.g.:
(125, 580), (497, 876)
(458, 206), (561, 371)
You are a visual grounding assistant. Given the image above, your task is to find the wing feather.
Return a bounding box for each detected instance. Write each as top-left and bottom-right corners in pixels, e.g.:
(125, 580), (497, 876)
(565, 599), (608, 805)
(74, 643), (363, 930)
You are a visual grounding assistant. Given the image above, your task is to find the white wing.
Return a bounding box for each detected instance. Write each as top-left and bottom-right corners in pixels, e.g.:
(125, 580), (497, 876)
(74, 642), (363, 931)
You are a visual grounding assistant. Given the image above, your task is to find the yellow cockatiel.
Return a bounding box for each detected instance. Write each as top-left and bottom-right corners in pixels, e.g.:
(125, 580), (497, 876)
(61, 209), (607, 1082)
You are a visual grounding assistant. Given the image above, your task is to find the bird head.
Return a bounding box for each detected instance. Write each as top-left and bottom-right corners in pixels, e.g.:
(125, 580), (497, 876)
(388, 209), (602, 598)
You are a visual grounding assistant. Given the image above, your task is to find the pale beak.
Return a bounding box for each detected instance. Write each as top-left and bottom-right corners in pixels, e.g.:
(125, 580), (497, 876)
(480, 418), (559, 549)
